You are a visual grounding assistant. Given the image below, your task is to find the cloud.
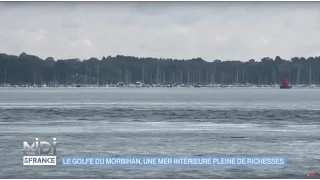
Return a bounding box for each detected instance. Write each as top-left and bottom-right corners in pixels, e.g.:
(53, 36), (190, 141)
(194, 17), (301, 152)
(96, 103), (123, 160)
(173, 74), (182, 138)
(0, 2), (320, 61)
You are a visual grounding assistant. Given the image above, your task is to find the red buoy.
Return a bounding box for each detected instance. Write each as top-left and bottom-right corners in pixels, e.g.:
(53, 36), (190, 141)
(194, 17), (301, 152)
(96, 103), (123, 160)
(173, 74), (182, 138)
(280, 78), (292, 89)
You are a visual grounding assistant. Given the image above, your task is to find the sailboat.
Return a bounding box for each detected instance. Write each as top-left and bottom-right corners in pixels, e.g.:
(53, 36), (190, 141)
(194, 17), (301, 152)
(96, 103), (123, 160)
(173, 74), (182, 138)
(271, 69), (279, 88)
(2, 68), (10, 87)
(308, 64), (316, 88)
(295, 66), (306, 88)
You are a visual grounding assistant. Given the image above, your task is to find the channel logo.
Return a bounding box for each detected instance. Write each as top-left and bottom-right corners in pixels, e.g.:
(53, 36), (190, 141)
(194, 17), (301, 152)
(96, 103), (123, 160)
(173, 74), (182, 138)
(23, 138), (56, 166)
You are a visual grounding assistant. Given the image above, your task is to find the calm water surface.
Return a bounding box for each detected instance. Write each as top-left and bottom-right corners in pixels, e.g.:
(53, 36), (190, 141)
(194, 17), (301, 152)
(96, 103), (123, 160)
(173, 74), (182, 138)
(0, 88), (319, 178)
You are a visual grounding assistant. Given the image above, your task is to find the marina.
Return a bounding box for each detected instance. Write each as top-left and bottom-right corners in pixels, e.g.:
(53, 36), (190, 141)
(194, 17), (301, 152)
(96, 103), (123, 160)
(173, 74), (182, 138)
(1, 82), (319, 88)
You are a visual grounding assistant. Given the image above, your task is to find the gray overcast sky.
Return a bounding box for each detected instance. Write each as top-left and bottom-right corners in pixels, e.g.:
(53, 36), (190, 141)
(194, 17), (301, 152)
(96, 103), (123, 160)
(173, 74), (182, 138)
(0, 2), (320, 61)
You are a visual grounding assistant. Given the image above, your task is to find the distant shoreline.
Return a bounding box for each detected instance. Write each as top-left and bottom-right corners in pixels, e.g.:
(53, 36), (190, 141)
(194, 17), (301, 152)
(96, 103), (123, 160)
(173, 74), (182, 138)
(1, 52), (319, 85)
(0, 83), (319, 89)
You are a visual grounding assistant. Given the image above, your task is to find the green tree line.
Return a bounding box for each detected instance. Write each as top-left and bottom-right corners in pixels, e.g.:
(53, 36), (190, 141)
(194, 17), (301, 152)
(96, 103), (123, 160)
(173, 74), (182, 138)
(1, 52), (320, 85)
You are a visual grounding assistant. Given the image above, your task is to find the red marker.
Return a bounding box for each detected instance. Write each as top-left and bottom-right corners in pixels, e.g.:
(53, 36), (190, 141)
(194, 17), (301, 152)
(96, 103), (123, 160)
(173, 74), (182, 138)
(307, 173), (316, 177)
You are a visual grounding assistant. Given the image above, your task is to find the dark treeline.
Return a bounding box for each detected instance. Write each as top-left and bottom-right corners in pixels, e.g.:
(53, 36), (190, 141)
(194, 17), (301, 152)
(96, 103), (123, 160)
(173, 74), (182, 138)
(1, 52), (320, 85)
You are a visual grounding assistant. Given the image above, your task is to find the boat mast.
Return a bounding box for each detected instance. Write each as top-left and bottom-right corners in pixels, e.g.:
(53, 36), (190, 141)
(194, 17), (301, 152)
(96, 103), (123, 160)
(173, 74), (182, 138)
(157, 66), (160, 84)
(288, 69), (291, 85)
(128, 67), (130, 84)
(171, 71), (175, 84)
(242, 69), (244, 84)
(221, 72), (224, 84)
(207, 70), (209, 85)
(4, 68), (6, 84)
(198, 68), (201, 84)
(128, 68), (131, 84)
(272, 69), (275, 84)
(187, 68), (190, 85)
(145, 69), (148, 84)
(86, 65), (88, 85)
(97, 64), (99, 84)
(309, 64), (312, 85)
(210, 70), (213, 84)
(296, 66), (300, 85)
(126, 67), (129, 84)
(125, 68), (128, 84)
(142, 65), (145, 83)
(33, 70), (36, 85)
(213, 68), (216, 84)
(126, 67), (128, 84)
(275, 69), (277, 84)
(162, 68), (166, 85)
(53, 72), (55, 85)
(236, 69), (239, 84)
(56, 68), (59, 85)
(67, 70), (69, 85)
(158, 67), (161, 84)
